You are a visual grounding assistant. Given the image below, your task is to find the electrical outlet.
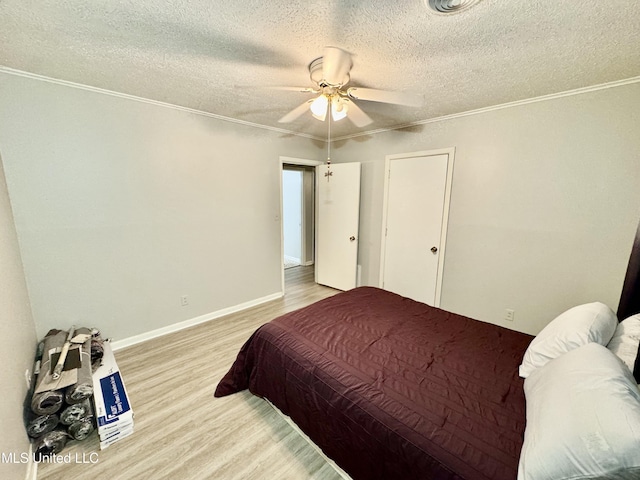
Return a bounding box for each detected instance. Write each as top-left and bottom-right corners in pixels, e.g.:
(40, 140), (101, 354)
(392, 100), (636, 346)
(181, 295), (189, 306)
(25, 369), (31, 389)
(505, 309), (515, 322)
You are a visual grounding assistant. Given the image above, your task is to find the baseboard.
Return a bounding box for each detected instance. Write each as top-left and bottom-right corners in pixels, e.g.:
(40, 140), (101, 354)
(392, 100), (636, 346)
(111, 292), (283, 351)
(24, 442), (37, 480)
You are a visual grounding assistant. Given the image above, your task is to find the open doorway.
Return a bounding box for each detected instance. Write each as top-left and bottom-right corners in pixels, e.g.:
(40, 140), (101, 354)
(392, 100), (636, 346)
(282, 164), (315, 268)
(282, 168), (304, 269)
(280, 157), (322, 293)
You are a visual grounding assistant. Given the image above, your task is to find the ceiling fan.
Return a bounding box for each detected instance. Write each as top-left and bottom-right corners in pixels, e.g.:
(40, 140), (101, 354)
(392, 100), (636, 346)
(277, 47), (423, 128)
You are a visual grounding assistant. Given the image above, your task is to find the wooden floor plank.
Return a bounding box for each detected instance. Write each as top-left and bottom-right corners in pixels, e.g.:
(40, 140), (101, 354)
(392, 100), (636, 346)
(38, 266), (341, 480)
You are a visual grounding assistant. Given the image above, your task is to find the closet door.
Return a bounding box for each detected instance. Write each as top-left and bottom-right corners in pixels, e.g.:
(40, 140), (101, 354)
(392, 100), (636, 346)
(380, 150), (454, 306)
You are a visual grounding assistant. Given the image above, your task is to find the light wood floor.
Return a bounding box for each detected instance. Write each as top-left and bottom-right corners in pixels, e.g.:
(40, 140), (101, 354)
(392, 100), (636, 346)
(38, 266), (342, 480)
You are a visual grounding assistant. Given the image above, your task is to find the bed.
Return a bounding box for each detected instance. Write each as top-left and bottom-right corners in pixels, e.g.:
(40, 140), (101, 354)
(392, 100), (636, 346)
(216, 220), (640, 480)
(215, 286), (533, 480)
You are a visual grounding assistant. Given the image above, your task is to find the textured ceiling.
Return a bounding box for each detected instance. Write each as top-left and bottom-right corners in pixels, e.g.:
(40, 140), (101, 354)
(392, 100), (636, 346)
(1, 0), (639, 140)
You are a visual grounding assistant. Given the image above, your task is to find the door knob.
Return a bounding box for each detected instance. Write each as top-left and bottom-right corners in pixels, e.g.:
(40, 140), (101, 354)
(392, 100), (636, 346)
(350, 236), (356, 242)
(431, 246), (438, 253)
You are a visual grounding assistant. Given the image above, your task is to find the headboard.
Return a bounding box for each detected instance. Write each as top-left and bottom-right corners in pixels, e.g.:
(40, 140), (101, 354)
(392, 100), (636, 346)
(618, 218), (640, 320)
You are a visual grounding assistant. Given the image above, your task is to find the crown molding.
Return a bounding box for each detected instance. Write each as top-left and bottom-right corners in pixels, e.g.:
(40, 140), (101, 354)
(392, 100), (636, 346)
(2, 66), (638, 144)
(332, 75), (640, 142)
(0, 66), (325, 142)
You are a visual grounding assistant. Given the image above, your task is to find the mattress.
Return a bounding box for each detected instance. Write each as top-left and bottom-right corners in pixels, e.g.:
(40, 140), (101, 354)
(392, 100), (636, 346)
(215, 287), (533, 480)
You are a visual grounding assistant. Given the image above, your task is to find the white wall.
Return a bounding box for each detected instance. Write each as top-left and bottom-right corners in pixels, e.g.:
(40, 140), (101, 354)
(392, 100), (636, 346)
(332, 82), (640, 335)
(0, 155), (37, 480)
(0, 72), (322, 342)
(2, 69), (639, 343)
(282, 169), (303, 263)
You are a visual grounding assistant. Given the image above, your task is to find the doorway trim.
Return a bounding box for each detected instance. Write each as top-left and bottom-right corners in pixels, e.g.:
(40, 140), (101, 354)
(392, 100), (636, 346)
(279, 156), (323, 293)
(282, 168), (304, 266)
(378, 147), (455, 307)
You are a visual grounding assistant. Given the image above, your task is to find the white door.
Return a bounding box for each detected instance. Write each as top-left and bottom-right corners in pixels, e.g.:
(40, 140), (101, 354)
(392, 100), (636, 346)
(316, 162), (361, 291)
(380, 150), (453, 306)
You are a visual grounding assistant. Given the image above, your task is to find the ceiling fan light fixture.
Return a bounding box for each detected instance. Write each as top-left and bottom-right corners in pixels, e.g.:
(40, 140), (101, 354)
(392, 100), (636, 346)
(426, 0), (481, 14)
(310, 94), (329, 121)
(331, 97), (349, 121)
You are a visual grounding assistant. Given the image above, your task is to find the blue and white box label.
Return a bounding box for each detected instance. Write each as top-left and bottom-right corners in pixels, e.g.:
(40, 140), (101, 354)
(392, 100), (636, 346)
(98, 372), (131, 425)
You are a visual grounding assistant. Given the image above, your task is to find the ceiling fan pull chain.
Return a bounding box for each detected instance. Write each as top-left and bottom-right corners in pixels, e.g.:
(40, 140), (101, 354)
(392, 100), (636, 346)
(325, 108), (333, 181)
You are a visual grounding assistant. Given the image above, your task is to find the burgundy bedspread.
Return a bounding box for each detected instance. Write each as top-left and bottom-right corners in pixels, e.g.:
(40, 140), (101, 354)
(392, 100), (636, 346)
(215, 287), (533, 480)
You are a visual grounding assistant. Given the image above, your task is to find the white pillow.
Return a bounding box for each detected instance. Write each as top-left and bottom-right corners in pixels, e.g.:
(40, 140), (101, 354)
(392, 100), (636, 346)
(518, 343), (640, 480)
(607, 313), (640, 376)
(519, 302), (617, 378)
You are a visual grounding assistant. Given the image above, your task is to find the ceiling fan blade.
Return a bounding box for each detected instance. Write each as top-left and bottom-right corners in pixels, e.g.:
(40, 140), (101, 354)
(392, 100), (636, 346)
(343, 98), (373, 127)
(322, 46), (353, 86)
(347, 87), (423, 107)
(278, 99), (313, 123)
(268, 86), (319, 93)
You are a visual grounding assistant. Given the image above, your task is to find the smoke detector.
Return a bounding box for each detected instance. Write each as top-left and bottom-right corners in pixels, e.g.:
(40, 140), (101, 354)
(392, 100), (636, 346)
(426, 0), (482, 14)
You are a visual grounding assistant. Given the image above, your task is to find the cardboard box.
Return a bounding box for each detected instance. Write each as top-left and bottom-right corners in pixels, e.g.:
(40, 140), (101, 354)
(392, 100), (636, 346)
(99, 426), (135, 449)
(92, 340), (134, 448)
(98, 419), (134, 440)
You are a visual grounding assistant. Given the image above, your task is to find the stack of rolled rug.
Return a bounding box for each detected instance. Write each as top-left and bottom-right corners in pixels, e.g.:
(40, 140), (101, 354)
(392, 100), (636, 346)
(27, 327), (104, 458)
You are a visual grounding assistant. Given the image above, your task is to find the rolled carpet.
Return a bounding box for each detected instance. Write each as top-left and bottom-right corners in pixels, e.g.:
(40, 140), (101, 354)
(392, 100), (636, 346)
(60, 398), (92, 426)
(33, 430), (69, 460)
(26, 413), (59, 438)
(67, 400), (95, 440)
(31, 329), (67, 415)
(68, 416), (95, 441)
(90, 330), (105, 372)
(31, 390), (64, 416)
(65, 397), (95, 440)
(64, 327), (94, 404)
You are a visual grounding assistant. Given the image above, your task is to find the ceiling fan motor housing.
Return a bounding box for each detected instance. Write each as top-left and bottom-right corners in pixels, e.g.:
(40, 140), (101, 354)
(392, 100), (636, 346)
(426, 0), (481, 14)
(309, 56), (350, 88)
